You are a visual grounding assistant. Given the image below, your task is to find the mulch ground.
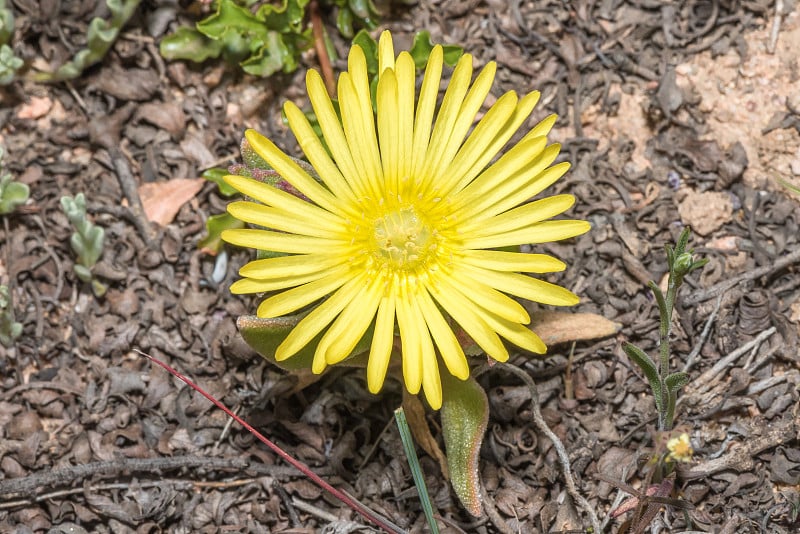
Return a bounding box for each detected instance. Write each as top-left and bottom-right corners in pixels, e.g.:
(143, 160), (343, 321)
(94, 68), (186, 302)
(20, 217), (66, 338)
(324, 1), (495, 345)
(1, 1), (799, 532)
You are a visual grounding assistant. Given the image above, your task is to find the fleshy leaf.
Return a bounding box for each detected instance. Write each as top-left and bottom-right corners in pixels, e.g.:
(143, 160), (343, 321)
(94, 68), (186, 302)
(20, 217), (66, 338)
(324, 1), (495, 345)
(159, 27), (224, 62)
(203, 168), (240, 197)
(440, 373), (488, 517)
(199, 212), (245, 255)
(409, 30), (463, 68)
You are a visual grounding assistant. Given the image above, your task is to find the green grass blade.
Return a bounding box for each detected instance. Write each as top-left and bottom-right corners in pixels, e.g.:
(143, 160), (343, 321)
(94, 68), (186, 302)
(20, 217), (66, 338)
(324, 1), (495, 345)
(394, 407), (439, 534)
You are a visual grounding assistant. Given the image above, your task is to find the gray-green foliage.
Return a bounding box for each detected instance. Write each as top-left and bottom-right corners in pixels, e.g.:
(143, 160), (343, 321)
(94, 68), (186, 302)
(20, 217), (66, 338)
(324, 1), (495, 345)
(0, 284), (22, 347)
(34, 0), (140, 82)
(0, 0), (22, 84)
(60, 193), (107, 297)
(0, 146), (29, 214)
(622, 227), (707, 431)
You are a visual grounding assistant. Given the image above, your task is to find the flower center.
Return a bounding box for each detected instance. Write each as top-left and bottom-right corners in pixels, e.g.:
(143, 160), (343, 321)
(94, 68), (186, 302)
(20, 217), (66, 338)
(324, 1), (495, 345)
(371, 206), (437, 272)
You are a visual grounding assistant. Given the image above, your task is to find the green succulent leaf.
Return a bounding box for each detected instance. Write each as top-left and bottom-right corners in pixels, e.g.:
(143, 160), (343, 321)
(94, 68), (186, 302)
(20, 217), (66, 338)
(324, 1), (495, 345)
(202, 168), (239, 197)
(0, 179), (29, 214)
(335, 4), (354, 38)
(159, 27), (224, 62)
(73, 264), (93, 284)
(352, 30), (379, 76)
(197, 0), (269, 41)
(0, 1), (14, 45)
(0, 44), (22, 85)
(240, 31), (293, 76)
(198, 212), (245, 255)
(257, 0), (310, 32)
(441, 373), (488, 517)
(410, 30), (464, 68)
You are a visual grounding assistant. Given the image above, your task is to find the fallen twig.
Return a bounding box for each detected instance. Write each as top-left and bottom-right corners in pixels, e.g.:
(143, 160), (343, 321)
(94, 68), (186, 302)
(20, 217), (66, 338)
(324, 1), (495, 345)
(479, 363), (602, 533)
(0, 456), (313, 501)
(684, 248), (800, 305)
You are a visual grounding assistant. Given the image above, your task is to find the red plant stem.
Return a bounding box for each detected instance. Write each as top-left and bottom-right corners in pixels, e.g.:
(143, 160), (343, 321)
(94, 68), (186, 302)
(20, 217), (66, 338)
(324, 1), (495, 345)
(310, 0), (336, 97)
(140, 351), (404, 533)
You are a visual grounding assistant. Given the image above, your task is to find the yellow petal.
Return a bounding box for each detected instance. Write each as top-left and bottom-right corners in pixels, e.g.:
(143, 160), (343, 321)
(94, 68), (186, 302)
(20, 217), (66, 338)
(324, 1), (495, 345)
(230, 269), (333, 294)
(417, 288), (469, 380)
(238, 253), (345, 279)
(320, 278), (383, 365)
(274, 273), (366, 366)
(418, 312), (442, 410)
(482, 311), (547, 355)
(378, 30), (395, 73)
(410, 45), (443, 177)
(284, 102), (358, 205)
(446, 136), (549, 216)
(460, 250), (566, 273)
(367, 292), (397, 394)
(395, 52), (416, 180)
(224, 174), (343, 227)
(462, 220), (591, 249)
(396, 290), (422, 394)
(257, 264), (353, 318)
(453, 152), (567, 222)
(428, 90), (519, 197)
(427, 277), (509, 362)
(244, 130), (346, 217)
(449, 90), (542, 195)
(227, 201), (347, 238)
(306, 70), (368, 199)
(221, 228), (341, 255)
(419, 53), (473, 180)
(423, 61), (496, 185)
(440, 270), (530, 324)
(377, 68), (400, 189)
(338, 73), (383, 201)
(458, 265), (581, 307)
(459, 194), (576, 237)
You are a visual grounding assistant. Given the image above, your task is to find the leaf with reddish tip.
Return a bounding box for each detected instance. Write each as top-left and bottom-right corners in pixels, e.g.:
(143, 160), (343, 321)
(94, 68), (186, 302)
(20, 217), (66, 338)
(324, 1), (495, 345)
(440, 373), (488, 517)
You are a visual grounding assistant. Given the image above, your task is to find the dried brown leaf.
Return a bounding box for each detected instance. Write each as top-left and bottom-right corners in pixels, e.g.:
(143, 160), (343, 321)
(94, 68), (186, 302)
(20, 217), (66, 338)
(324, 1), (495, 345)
(530, 311), (621, 346)
(139, 178), (204, 226)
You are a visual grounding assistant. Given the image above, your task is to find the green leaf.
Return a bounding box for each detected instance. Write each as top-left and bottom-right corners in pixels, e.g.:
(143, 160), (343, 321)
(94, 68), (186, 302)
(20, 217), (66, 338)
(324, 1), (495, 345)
(440, 373), (488, 517)
(159, 27), (224, 62)
(0, 3), (15, 45)
(352, 30), (378, 76)
(394, 408), (440, 534)
(0, 44), (23, 85)
(73, 264), (93, 284)
(622, 341), (662, 405)
(198, 212), (245, 255)
(241, 32), (291, 76)
(257, 0), (310, 32)
(335, 5), (354, 38)
(202, 168), (239, 197)
(665, 371), (690, 393)
(0, 180), (29, 214)
(409, 30), (463, 69)
(197, 0), (269, 41)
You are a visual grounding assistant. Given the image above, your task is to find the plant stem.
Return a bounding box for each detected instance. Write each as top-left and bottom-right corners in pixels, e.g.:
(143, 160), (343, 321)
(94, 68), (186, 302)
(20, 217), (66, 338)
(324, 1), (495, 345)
(310, 0), (336, 97)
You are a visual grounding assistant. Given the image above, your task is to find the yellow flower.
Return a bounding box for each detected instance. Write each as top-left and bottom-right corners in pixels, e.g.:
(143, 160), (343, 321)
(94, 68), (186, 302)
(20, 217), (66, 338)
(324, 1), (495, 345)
(666, 433), (694, 463)
(222, 31), (590, 409)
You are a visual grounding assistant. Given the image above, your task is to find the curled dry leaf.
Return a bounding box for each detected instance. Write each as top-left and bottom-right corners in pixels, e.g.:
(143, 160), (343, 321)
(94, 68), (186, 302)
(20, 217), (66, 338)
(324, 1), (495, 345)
(530, 311), (621, 346)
